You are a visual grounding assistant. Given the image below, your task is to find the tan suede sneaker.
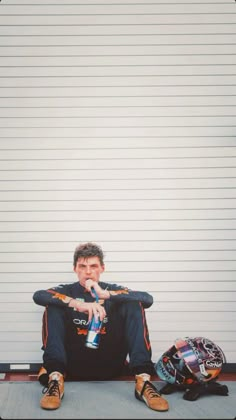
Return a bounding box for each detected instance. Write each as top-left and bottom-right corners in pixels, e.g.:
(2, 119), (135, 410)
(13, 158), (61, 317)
(135, 373), (169, 412)
(40, 371), (64, 410)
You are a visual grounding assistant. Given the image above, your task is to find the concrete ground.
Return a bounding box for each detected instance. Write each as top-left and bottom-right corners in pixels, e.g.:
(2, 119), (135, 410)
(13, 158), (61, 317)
(0, 379), (235, 419)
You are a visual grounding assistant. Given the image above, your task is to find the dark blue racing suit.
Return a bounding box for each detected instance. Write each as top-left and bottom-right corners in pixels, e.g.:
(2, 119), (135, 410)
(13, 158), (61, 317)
(33, 281), (155, 380)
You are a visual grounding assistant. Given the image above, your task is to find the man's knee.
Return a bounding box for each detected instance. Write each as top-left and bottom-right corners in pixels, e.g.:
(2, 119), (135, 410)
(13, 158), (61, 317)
(46, 305), (65, 319)
(119, 301), (144, 319)
(43, 305), (66, 333)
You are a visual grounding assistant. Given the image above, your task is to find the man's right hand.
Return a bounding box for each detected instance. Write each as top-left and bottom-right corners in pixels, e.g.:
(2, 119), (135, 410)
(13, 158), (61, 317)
(68, 299), (106, 322)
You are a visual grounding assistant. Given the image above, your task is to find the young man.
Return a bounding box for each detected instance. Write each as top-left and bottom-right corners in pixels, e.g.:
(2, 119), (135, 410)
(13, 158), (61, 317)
(33, 242), (169, 412)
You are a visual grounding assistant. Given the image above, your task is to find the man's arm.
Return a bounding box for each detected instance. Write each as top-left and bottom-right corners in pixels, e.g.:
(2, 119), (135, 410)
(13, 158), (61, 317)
(33, 286), (106, 322)
(33, 288), (72, 307)
(89, 280), (154, 309)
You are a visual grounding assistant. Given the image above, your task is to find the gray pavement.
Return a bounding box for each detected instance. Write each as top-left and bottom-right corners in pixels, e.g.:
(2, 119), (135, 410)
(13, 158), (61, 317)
(0, 380), (235, 419)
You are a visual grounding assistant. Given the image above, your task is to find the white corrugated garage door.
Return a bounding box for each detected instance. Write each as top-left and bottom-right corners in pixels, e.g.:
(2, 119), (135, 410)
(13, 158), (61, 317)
(0, 0), (235, 371)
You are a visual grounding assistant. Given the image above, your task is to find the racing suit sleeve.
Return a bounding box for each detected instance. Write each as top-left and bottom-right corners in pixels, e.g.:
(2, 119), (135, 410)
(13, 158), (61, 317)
(33, 284), (72, 307)
(100, 281), (153, 309)
(33, 282), (154, 309)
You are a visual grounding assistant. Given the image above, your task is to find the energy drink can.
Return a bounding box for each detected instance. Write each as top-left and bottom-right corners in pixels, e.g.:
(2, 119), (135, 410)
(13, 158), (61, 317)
(85, 315), (103, 349)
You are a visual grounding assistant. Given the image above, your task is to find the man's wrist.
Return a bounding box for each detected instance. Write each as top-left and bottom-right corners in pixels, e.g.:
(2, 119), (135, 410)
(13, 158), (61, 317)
(68, 298), (75, 307)
(105, 290), (110, 299)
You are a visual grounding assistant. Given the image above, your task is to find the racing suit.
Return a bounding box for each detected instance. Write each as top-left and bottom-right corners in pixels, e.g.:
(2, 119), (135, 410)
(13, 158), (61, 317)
(33, 281), (155, 380)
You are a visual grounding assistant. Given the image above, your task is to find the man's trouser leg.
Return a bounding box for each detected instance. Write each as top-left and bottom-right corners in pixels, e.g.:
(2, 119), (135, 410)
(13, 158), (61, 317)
(118, 301), (155, 376)
(42, 305), (67, 375)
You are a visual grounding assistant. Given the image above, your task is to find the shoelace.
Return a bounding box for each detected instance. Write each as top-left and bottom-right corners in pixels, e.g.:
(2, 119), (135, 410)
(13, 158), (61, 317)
(142, 380), (161, 399)
(42, 379), (60, 397)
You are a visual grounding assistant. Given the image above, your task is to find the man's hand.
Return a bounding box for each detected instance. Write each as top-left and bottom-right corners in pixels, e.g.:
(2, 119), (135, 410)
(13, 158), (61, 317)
(85, 279), (110, 300)
(68, 299), (106, 322)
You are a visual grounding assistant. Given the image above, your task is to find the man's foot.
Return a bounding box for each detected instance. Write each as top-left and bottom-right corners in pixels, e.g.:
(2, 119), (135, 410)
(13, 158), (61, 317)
(135, 373), (169, 412)
(40, 371), (64, 410)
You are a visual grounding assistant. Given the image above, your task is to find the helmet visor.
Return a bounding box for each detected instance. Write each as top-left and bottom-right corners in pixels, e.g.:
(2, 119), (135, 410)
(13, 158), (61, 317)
(155, 345), (192, 385)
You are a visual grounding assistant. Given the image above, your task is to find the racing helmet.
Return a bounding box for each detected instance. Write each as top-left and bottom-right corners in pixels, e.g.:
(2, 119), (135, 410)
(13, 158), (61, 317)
(155, 336), (226, 386)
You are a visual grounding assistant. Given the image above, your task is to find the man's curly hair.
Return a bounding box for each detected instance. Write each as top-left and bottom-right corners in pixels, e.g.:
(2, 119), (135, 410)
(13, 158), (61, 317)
(73, 242), (104, 267)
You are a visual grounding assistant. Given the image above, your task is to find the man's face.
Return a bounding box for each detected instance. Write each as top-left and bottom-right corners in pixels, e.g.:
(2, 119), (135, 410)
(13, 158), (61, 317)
(74, 256), (105, 287)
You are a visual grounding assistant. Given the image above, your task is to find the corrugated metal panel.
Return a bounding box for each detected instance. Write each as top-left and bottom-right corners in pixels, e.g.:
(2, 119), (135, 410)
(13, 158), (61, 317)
(0, 0), (235, 368)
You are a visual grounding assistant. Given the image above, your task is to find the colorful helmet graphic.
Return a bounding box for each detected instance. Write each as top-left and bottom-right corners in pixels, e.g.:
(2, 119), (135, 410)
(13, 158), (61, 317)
(155, 337), (226, 386)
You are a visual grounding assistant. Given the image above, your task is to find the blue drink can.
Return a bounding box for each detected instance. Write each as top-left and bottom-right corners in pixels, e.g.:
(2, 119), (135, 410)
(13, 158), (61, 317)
(85, 315), (103, 349)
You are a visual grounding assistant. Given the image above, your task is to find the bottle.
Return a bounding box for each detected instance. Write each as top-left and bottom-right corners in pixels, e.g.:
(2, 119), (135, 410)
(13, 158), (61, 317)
(85, 314), (103, 349)
(85, 286), (103, 349)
